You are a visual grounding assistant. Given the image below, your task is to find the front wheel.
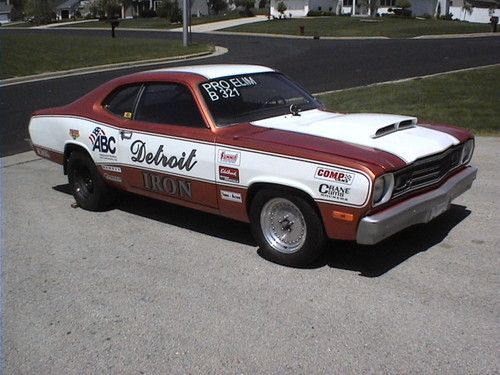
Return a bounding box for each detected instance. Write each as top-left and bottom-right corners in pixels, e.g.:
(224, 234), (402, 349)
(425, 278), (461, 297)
(67, 150), (114, 211)
(250, 189), (326, 267)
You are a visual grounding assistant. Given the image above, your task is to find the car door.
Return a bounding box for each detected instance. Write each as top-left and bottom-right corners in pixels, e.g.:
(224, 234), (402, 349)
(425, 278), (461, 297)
(111, 82), (218, 209)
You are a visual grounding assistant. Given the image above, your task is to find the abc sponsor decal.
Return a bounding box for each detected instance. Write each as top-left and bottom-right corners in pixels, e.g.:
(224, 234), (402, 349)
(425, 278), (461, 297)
(219, 166), (240, 183)
(220, 190), (242, 203)
(90, 127), (116, 155)
(319, 184), (351, 202)
(314, 167), (354, 185)
(218, 149), (240, 166)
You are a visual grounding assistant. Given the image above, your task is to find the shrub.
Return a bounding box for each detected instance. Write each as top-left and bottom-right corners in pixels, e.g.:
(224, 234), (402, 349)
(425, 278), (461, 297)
(277, 1), (287, 15)
(307, 10), (334, 16)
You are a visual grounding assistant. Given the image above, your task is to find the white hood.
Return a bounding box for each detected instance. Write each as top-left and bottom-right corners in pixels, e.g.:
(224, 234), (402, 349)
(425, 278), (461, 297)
(251, 110), (460, 164)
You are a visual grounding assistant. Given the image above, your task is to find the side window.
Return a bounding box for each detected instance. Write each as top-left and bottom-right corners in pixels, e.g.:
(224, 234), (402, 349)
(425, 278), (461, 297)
(103, 85), (141, 119)
(134, 83), (205, 128)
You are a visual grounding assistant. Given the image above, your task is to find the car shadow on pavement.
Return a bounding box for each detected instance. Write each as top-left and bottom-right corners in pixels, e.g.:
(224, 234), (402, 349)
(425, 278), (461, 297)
(53, 184), (256, 246)
(312, 204), (471, 277)
(53, 184), (470, 276)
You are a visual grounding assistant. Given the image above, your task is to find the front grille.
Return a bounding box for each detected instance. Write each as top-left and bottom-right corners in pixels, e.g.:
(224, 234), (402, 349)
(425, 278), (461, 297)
(392, 145), (463, 198)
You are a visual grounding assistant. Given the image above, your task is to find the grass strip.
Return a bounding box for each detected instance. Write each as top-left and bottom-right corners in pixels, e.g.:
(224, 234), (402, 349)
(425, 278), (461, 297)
(317, 65), (500, 135)
(225, 17), (490, 38)
(0, 34), (213, 79)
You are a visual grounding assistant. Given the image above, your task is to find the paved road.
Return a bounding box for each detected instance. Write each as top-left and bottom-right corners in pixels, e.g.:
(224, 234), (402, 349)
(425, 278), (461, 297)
(1, 29), (500, 156)
(3, 138), (499, 373)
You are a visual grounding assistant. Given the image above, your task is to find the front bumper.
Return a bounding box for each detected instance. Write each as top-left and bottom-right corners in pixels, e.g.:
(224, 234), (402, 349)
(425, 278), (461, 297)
(356, 166), (478, 245)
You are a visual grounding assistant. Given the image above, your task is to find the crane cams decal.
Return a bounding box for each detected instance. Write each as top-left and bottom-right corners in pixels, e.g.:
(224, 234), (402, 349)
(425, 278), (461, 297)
(90, 127), (116, 161)
(318, 184), (352, 202)
(314, 167), (354, 185)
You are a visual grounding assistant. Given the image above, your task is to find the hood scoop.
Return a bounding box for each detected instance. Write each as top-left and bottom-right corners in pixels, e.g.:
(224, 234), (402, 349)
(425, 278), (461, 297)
(372, 118), (417, 138)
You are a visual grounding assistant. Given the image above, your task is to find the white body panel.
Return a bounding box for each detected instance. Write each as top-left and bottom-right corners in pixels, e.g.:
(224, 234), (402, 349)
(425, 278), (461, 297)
(252, 110), (460, 164)
(29, 115), (372, 208)
(152, 65), (274, 80)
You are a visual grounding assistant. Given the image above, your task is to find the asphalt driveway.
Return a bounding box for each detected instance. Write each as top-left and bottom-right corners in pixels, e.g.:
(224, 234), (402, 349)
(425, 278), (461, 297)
(2, 137), (498, 373)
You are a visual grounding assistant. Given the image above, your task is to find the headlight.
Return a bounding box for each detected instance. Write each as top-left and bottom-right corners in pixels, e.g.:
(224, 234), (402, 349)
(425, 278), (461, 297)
(373, 173), (394, 206)
(461, 139), (474, 165)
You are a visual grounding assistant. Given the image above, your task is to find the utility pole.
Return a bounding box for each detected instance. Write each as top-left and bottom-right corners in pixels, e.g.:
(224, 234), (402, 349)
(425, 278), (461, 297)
(183, 0), (189, 46)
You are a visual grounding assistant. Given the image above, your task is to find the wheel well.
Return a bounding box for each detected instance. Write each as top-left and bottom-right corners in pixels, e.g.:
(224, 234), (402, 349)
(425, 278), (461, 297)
(246, 183), (325, 227)
(63, 144), (91, 175)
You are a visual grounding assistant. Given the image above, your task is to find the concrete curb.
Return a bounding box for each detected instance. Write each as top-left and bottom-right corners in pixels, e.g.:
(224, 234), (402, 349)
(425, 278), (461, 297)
(0, 46), (228, 88)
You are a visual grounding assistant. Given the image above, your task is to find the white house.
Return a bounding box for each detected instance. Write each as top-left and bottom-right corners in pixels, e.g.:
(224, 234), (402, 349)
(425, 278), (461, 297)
(0, 0), (12, 23)
(271, 0), (464, 17)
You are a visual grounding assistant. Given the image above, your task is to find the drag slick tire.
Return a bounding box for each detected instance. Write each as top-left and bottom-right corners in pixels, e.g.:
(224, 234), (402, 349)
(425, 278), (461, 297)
(67, 150), (114, 211)
(250, 189), (326, 267)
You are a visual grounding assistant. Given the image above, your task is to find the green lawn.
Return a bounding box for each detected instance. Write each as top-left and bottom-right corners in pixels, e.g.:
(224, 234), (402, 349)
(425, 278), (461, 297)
(225, 17), (490, 38)
(317, 65), (500, 134)
(0, 34), (213, 79)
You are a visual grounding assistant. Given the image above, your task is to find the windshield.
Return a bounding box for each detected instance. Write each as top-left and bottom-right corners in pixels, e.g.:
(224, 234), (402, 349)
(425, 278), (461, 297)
(199, 72), (323, 127)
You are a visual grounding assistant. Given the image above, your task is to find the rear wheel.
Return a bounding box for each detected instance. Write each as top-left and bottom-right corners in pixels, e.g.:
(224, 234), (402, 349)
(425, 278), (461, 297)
(67, 150), (114, 211)
(250, 189), (326, 267)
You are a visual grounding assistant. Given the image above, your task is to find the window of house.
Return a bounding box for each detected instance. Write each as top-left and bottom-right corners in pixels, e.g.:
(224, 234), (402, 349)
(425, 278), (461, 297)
(343, 0), (353, 6)
(134, 83), (205, 128)
(380, 0), (396, 6)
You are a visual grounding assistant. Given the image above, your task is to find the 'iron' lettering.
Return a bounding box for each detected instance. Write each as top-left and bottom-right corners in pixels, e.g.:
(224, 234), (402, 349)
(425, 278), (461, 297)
(142, 172), (192, 198)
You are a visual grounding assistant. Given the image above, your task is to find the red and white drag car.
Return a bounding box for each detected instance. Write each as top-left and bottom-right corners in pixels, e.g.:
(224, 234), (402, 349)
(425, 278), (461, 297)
(29, 64), (477, 266)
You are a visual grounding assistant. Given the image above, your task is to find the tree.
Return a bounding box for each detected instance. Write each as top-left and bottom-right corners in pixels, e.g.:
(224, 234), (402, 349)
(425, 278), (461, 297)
(25, 0), (52, 24)
(462, 2), (473, 21)
(208, 0), (228, 15)
(235, 0), (255, 16)
(277, 0), (287, 16)
(157, 0), (174, 18)
(369, 0), (380, 16)
(395, 0), (411, 15)
(90, 0), (121, 18)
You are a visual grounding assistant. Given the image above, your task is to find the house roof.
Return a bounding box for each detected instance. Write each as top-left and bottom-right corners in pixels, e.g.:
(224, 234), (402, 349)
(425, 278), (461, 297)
(55, 0), (81, 10)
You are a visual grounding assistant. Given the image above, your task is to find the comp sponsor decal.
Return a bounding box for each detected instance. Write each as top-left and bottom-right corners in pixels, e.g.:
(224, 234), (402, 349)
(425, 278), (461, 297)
(142, 172), (192, 198)
(218, 149), (241, 166)
(314, 167), (354, 185)
(219, 166), (239, 183)
(220, 190), (243, 203)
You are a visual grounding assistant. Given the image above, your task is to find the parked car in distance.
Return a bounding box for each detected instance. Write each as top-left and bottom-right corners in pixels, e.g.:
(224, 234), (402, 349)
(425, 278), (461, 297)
(29, 64), (477, 266)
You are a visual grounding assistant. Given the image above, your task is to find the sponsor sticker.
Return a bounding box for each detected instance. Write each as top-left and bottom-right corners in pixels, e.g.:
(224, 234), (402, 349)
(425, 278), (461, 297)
(318, 184), (351, 202)
(218, 149), (241, 166)
(219, 166), (240, 183)
(90, 127), (116, 160)
(314, 167), (355, 185)
(220, 190), (242, 203)
(104, 174), (122, 183)
(69, 129), (80, 140)
(101, 165), (122, 173)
